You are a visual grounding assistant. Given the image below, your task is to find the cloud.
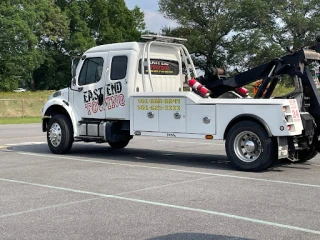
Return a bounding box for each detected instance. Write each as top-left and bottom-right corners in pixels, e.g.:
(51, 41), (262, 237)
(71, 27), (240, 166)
(144, 10), (178, 33)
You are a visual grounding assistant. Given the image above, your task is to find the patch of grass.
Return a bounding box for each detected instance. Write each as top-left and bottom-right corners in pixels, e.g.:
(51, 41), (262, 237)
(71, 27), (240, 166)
(245, 83), (295, 97)
(0, 90), (54, 118)
(0, 90), (55, 99)
(0, 117), (42, 124)
(272, 84), (295, 96)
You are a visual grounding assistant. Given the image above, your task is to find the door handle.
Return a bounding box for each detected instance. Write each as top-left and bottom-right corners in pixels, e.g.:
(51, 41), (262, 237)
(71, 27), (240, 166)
(98, 94), (104, 106)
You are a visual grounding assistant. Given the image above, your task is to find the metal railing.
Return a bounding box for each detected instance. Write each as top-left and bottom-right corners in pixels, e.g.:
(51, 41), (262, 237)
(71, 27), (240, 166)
(139, 37), (197, 93)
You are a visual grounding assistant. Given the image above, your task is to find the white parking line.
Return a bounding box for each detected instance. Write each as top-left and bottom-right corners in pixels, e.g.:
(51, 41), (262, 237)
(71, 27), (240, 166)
(0, 136), (44, 141)
(0, 177), (319, 235)
(15, 151), (320, 189)
(116, 176), (218, 196)
(310, 164), (320, 167)
(0, 197), (102, 219)
(5, 142), (45, 146)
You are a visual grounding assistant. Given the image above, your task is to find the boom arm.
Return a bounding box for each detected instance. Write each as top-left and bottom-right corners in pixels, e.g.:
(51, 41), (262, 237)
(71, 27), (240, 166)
(199, 43), (320, 134)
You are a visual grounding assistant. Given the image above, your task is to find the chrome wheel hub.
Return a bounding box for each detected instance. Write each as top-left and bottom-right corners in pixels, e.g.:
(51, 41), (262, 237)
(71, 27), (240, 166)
(49, 123), (62, 147)
(234, 131), (262, 163)
(245, 140), (256, 153)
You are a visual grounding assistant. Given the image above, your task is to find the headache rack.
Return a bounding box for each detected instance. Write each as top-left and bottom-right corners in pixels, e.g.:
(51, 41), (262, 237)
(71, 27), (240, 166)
(138, 34), (198, 92)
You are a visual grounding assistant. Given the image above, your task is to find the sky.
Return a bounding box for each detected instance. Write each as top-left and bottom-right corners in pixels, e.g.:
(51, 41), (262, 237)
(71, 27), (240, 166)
(124, 0), (178, 33)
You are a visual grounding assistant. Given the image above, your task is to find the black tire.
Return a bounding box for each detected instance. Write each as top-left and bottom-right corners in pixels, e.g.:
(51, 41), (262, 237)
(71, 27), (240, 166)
(225, 120), (276, 171)
(108, 140), (130, 149)
(47, 114), (73, 154)
(296, 147), (318, 162)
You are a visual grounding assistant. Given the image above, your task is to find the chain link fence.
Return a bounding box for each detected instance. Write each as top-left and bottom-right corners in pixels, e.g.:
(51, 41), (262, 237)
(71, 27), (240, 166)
(0, 98), (47, 118)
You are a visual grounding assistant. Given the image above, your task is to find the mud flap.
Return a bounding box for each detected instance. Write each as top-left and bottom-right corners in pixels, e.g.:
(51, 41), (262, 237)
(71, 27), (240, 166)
(278, 137), (289, 159)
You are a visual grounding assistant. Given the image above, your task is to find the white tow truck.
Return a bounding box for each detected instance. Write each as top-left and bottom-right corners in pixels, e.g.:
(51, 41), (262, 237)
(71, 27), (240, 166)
(42, 35), (320, 171)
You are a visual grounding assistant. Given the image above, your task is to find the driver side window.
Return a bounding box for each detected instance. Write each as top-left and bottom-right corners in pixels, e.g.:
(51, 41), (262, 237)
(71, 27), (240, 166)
(79, 57), (104, 86)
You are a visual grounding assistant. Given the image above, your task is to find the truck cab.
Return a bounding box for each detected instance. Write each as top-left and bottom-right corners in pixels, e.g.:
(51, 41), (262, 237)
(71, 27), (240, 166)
(42, 35), (320, 172)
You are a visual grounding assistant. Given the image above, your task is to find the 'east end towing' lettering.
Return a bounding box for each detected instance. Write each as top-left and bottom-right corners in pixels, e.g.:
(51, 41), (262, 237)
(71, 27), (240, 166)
(83, 87), (103, 103)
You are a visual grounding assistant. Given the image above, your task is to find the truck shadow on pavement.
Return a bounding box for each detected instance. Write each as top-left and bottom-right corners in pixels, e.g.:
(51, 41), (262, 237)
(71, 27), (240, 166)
(9, 143), (233, 171)
(8, 143), (317, 172)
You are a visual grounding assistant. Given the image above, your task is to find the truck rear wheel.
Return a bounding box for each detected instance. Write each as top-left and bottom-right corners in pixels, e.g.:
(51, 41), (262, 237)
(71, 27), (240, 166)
(296, 147), (318, 162)
(108, 140), (130, 149)
(47, 114), (73, 154)
(225, 121), (276, 171)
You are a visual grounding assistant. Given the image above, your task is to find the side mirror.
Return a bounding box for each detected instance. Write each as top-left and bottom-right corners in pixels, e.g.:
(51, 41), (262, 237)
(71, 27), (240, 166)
(70, 57), (80, 91)
(316, 31), (320, 42)
(71, 57), (77, 78)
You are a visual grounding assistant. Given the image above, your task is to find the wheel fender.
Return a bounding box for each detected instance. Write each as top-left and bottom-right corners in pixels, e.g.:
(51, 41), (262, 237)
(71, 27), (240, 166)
(42, 99), (81, 136)
(224, 114), (272, 140)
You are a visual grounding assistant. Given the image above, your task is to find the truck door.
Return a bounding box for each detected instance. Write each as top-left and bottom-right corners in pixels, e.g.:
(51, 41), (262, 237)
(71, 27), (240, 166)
(73, 53), (109, 119)
(105, 51), (133, 120)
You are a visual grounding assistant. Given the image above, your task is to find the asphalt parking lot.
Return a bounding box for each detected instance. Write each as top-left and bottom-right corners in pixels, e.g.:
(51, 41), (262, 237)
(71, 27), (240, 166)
(1, 124), (320, 239)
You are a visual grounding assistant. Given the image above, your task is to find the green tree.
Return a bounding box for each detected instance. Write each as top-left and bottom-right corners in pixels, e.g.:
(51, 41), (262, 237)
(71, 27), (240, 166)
(34, 0), (95, 90)
(241, 0), (320, 50)
(0, 1), (37, 91)
(33, 52), (70, 90)
(230, 0), (320, 69)
(38, 0), (145, 91)
(160, 0), (320, 72)
(59, 0), (95, 55)
(54, 0), (145, 52)
(89, 0), (145, 45)
(0, 0), (69, 91)
(159, 0), (241, 69)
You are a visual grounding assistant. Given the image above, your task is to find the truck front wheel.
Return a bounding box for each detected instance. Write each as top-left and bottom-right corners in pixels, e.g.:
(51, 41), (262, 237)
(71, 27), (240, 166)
(225, 121), (276, 171)
(47, 114), (73, 154)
